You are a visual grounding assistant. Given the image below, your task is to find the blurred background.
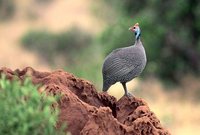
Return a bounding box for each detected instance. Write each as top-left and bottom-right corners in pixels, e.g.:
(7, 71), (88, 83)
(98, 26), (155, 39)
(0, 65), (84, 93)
(0, 0), (200, 134)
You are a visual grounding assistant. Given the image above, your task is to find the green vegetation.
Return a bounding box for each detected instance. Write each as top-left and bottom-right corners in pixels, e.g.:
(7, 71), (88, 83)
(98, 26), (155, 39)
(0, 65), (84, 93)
(20, 0), (200, 87)
(0, 75), (66, 135)
(0, 0), (15, 20)
(21, 27), (103, 88)
(22, 27), (93, 65)
(99, 0), (200, 83)
(0, 0), (54, 20)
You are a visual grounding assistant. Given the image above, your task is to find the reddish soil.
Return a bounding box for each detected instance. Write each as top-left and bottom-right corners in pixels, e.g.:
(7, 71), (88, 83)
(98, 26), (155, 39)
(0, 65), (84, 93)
(0, 67), (170, 135)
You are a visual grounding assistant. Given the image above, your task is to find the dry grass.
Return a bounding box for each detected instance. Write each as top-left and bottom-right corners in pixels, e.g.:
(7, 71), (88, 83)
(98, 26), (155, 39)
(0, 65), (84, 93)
(0, 0), (104, 70)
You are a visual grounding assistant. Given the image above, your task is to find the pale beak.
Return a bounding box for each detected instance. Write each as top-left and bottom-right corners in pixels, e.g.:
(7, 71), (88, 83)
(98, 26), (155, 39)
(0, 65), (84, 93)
(129, 27), (134, 32)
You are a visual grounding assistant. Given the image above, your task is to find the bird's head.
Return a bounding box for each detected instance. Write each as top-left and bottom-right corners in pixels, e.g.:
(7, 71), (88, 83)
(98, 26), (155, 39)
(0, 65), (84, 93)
(129, 23), (141, 40)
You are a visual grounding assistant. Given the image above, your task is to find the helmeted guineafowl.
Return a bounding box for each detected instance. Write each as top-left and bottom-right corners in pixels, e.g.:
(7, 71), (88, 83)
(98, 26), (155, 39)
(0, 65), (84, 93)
(102, 23), (147, 97)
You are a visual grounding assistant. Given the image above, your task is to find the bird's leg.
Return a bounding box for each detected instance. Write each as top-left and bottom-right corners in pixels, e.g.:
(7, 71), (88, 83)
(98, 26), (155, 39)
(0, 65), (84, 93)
(122, 82), (128, 96)
(121, 82), (133, 97)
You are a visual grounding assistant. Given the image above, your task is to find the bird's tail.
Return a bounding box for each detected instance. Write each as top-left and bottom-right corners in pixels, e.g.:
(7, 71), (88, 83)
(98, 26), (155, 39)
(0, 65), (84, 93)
(102, 81), (111, 92)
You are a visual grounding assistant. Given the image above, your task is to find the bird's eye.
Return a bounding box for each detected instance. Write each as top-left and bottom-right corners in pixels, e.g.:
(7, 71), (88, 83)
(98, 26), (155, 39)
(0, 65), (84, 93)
(133, 27), (136, 29)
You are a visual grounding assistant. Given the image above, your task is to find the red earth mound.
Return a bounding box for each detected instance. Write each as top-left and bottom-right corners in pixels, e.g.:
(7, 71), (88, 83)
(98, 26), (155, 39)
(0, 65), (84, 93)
(0, 67), (170, 135)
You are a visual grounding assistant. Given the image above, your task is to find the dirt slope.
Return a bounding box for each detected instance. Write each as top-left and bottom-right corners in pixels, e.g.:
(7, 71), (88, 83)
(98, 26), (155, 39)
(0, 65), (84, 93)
(0, 67), (170, 135)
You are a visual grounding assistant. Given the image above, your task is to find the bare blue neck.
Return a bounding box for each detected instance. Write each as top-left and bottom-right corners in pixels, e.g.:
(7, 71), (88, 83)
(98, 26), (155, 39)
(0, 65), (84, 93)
(135, 27), (141, 39)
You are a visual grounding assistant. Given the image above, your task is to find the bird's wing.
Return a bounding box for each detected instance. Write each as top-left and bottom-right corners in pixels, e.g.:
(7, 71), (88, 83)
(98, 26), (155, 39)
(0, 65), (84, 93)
(103, 52), (140, 79)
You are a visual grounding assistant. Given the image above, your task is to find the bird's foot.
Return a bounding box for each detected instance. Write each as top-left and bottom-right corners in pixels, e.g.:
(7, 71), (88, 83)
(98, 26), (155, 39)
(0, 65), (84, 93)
(124, 92), (133, 98)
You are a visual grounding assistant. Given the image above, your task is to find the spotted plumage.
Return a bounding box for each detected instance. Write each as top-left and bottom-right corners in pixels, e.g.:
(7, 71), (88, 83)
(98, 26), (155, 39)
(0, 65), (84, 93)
(102, 23), (147, 96)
